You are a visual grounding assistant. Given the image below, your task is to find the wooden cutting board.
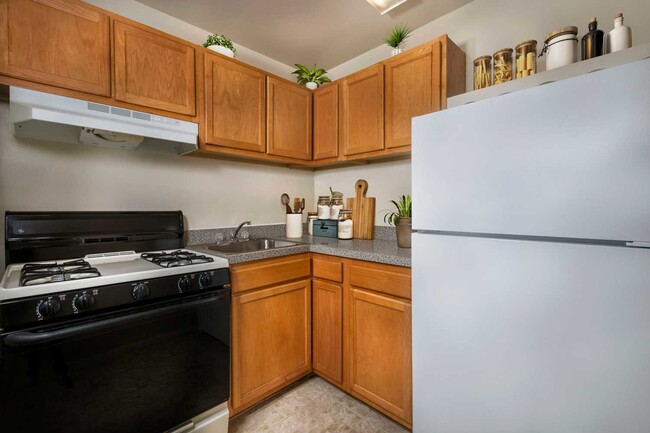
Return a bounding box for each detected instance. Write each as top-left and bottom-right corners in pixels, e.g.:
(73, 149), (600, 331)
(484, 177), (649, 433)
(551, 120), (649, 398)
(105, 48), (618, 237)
(346, 179), (375, 240)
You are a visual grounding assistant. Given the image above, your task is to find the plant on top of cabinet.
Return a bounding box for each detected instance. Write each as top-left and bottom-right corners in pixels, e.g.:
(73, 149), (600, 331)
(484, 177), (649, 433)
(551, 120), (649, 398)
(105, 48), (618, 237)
(383, 195), (412, 248)
(385, 24), (413, 56)
(292, 64), (331, 90)
(203, 34), (236, 58)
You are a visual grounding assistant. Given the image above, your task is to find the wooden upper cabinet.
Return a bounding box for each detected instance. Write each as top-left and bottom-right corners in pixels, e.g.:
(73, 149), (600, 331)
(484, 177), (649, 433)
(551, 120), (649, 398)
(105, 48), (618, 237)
(231, 279), (311, 413)
(384, 42), (442, 149)
(341, 64), (384, 156)
(0, 0), (110, 96)
(204, 53), (266, 153)
(266, 77), (312, 160)
(348, 288), (412, 425)
(113, 20), (196, 116)
(313, 279), (343, 385)
(313, 82), (339, 160)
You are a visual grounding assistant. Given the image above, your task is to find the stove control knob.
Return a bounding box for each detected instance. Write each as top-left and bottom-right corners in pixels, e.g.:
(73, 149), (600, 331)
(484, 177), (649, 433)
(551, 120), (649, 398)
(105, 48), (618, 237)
(178, 276), (191, 292)
(39, 299), (61, 317)
(199, 273), (212, 288)
(132, 283), (150, 301)
(74, 294), (95, 311)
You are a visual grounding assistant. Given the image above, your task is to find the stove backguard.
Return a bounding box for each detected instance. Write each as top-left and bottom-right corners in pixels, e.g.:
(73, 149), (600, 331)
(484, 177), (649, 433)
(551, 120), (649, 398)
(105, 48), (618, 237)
(5, 211), (184, 266)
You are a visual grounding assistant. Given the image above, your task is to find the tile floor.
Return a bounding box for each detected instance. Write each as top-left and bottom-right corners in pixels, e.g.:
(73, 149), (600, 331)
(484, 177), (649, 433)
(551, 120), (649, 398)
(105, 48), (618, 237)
(229, 376), (410, 433)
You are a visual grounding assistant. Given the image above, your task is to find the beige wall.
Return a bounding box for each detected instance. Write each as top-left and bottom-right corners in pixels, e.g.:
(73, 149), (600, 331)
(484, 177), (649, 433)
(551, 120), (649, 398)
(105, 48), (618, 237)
(321, 0), (650, 226)
(329, 0), (650, 89)
(85, 0), (295, 79)
(0, 101), (314, 268)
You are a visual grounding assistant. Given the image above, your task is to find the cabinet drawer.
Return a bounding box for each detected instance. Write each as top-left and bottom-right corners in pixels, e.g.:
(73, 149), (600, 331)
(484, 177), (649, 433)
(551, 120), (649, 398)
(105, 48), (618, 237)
(313, 256), (343, 283)
(231, 254), (311, 293)
(349, 261), (411, 300)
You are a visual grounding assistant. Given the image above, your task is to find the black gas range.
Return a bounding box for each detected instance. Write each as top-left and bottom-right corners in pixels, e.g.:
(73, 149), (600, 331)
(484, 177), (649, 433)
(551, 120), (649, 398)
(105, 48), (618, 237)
(0, 211), (231, 433)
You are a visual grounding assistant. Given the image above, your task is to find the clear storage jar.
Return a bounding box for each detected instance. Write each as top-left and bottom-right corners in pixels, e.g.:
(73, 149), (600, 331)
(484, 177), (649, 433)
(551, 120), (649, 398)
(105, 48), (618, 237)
(337, 210), (353, 240)
(317, 196), (331, 220)
(307, 212), (318, 235)
(515, 40), (537, 78)
(493, 48), (513, 84)
(330, 198), (343, 220)
(473, 56), (492, 90)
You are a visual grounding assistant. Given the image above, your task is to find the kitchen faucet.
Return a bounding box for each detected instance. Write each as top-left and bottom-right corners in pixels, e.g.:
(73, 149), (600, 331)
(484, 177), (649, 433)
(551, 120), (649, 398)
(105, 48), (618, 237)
(232, 220), (251, 241)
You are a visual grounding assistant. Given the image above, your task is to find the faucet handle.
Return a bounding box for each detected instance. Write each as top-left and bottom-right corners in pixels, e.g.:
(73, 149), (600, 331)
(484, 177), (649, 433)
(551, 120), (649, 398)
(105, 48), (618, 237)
(240, 231), (250, 240)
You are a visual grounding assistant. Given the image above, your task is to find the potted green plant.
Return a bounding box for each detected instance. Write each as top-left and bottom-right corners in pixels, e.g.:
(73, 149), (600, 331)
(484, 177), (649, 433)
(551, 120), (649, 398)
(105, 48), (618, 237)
(385, 25), (413, 56)
(292, 64), (332, 90)
(203, 34), (236, 58)
(383, 195), (412, 248)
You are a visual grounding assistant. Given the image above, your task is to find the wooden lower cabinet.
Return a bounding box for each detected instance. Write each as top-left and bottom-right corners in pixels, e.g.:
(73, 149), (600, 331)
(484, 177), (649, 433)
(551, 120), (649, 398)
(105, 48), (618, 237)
(313, 279), (343, 385)
(311, 254), (413, 428)
(348, 288), (412, 426)
(230, 255), (312, 415)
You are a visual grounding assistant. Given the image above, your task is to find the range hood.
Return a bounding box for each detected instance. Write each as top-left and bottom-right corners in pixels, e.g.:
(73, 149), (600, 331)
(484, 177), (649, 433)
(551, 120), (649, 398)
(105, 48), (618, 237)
(9, 87), (198, 155)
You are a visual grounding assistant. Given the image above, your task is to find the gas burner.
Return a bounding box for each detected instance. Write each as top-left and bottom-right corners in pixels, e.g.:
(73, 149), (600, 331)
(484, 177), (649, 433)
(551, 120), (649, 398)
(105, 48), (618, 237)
(141, 250), (215, 268)
(20, 259), (101, 287)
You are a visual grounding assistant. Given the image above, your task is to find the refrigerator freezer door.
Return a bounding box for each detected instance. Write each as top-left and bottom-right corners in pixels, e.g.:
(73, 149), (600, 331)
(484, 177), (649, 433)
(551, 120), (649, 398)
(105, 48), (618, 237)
(412, 59), (650, 242)
(413, 233), (650, 433)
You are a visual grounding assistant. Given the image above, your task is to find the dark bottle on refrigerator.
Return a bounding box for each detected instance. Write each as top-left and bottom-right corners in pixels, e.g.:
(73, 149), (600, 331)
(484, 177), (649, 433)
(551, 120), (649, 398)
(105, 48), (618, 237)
(581, 17), (604, 60)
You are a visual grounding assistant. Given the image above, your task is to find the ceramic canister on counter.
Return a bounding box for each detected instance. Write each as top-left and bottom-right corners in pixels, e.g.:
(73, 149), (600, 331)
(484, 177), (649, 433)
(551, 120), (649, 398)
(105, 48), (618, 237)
(542, 26), (579, 70)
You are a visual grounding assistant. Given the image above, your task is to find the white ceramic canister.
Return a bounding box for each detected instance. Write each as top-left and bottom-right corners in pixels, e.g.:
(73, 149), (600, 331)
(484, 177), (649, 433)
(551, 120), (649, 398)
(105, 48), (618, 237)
(286, 214), (303, 238)
(542, 26), (579, 70)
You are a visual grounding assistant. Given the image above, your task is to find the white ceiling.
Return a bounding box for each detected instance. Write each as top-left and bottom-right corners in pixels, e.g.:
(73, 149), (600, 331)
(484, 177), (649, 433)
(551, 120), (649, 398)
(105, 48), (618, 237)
(135, 0), (472, 69)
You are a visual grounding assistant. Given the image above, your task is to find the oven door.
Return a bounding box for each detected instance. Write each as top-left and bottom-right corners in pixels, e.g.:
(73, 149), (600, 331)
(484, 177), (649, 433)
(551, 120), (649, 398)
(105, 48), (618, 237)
(0, 290), (230, 433)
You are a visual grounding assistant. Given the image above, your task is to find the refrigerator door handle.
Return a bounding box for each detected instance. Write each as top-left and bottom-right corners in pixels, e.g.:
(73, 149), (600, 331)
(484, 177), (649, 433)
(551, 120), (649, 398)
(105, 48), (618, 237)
(626, 241), (650, 249)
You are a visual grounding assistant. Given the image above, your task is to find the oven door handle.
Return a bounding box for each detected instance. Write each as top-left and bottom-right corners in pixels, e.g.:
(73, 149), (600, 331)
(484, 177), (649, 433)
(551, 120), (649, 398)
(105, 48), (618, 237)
(3, 294), (228, 348)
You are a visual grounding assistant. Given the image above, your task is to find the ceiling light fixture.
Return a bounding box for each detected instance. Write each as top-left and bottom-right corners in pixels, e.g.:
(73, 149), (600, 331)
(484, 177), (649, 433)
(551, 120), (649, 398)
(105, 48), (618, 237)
(366, 0), (409, 15)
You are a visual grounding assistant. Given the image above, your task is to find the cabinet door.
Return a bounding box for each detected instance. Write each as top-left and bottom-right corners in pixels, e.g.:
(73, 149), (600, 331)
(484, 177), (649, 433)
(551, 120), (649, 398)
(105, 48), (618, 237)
(341, 64), (384, 156)
(348, 288), (412, 424)
(313, 82), (339, 160)
(114, 20), (196, 115)
(267, 77), (312, 160)
(232, 279), (311, 412)
(313, 279), (343, 385)
(204, 53), (266, 152)
(384, 42), (441, 149)
(0, 0), (110, 96)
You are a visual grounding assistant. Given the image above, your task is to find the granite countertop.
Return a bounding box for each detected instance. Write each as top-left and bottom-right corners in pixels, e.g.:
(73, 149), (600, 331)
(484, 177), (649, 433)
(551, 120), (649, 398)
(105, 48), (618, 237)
(190, 234), (411, 267)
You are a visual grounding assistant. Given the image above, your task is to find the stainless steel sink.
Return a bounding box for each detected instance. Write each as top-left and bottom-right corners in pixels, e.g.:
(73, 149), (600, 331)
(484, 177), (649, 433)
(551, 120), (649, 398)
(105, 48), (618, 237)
(207, 238), (299, 254)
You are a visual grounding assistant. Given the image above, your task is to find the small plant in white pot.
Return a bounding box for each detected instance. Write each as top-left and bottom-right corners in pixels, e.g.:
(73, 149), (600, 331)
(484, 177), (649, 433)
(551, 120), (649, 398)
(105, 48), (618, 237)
(292, 64), (331, 90)
(385, 25), (412, 56)
(203, 34), (236, 58)
(384, 195), (412, 248)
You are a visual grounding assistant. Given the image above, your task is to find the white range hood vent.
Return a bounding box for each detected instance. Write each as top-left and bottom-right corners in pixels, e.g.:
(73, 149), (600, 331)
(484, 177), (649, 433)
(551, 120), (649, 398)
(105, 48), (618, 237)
(9, 87), (198, 155)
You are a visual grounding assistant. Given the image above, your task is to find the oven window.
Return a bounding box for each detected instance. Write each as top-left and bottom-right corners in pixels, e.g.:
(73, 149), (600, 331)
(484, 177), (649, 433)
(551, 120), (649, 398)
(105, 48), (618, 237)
(0, 297), (230, 433)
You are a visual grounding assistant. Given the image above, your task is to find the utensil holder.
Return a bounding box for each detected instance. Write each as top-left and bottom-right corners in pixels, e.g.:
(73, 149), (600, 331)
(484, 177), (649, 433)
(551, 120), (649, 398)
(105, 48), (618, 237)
(286, 214), (303, 238)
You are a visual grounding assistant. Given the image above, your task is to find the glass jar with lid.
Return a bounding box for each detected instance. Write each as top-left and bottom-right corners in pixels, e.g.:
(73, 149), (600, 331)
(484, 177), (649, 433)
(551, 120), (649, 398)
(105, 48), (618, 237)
(330, 197), (343, 220)
(493, 48), (513, 84)
(337, 210), (353, 240)
(317, 196), (331, 220)
(307, 212), (318, 235)
(473, 56), (492, 90)
(515, 40), (537, 78)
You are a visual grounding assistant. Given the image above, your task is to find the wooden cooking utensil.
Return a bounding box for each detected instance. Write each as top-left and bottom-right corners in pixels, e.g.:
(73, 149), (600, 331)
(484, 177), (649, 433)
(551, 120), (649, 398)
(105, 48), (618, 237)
(281, 193), (293, 214)
(346, 179), (375, 239)
(300, 198), (305, 213)
(293, 197), (301, 214)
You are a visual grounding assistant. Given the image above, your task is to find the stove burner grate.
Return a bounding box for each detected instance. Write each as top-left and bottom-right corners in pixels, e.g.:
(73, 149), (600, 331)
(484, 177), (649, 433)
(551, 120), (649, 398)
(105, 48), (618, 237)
(20, 259), (101, 287)
(141, 250), (214, 268)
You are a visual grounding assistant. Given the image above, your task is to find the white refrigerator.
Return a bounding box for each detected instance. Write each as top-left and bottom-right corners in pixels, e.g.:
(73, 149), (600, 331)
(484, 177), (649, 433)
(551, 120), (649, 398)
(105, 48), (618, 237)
(412, 59), (650, 432)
